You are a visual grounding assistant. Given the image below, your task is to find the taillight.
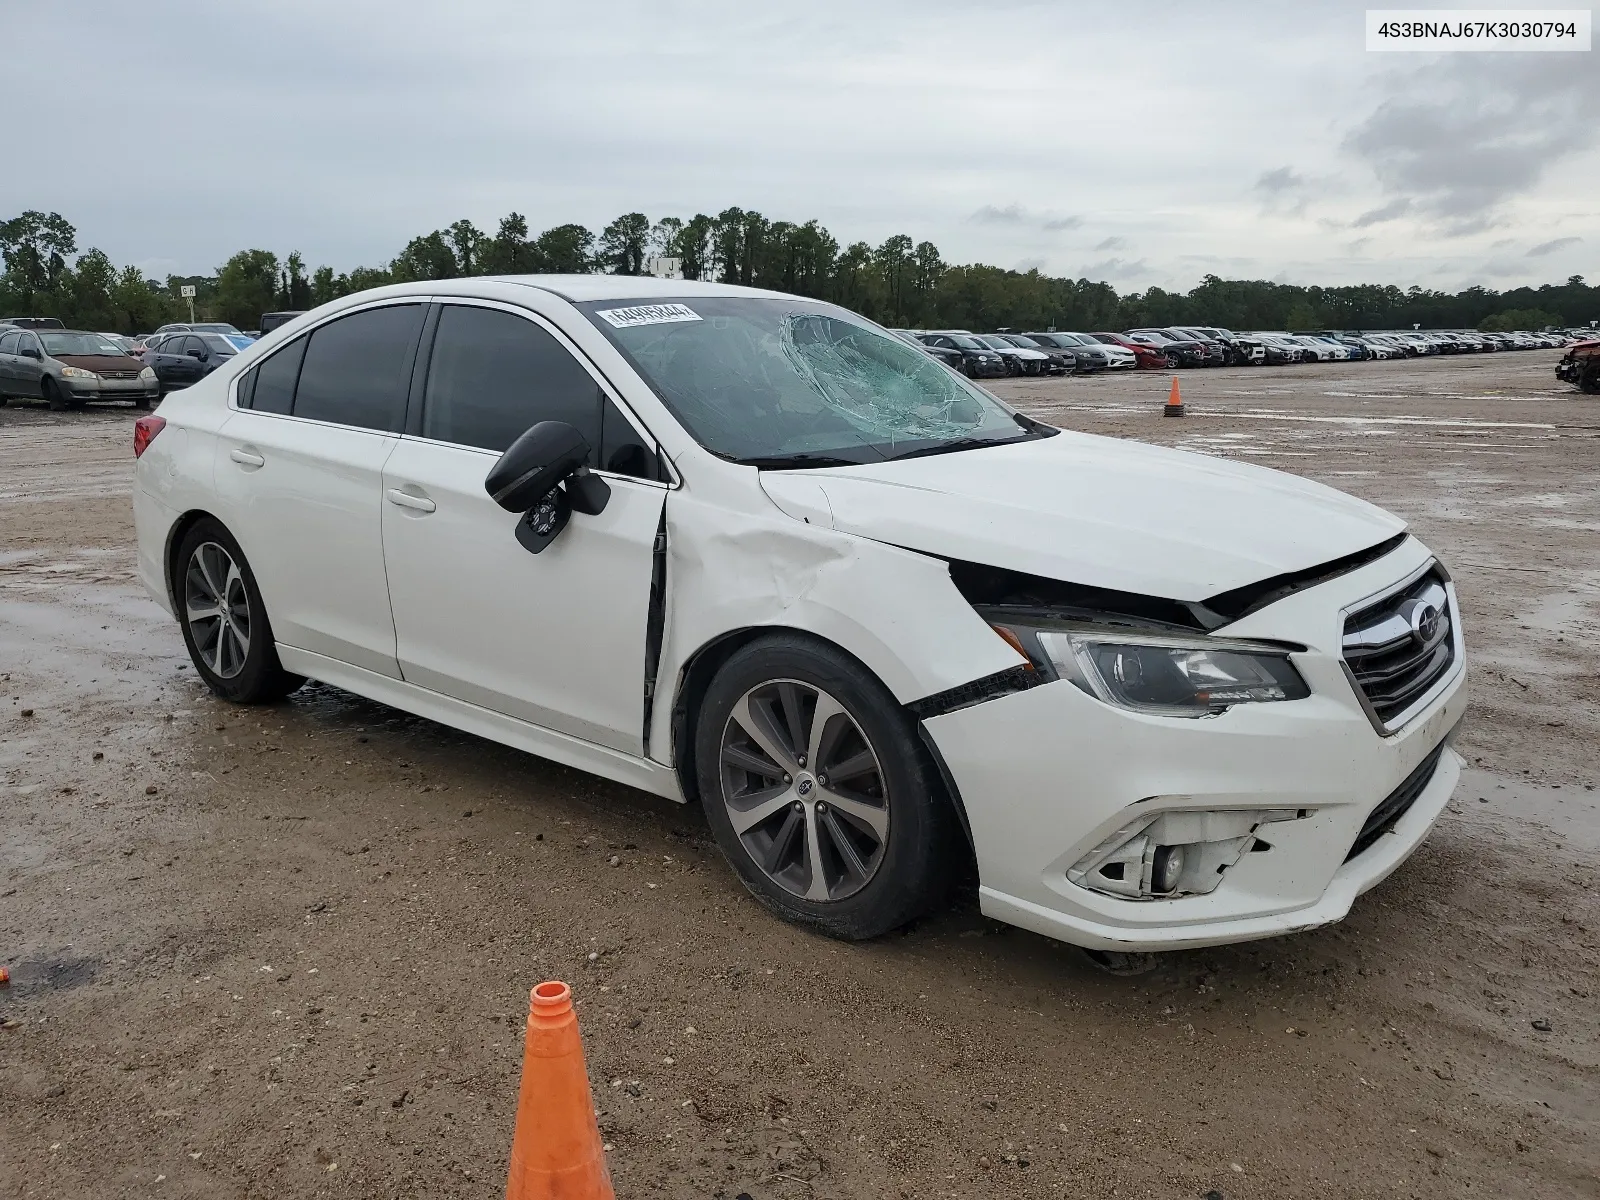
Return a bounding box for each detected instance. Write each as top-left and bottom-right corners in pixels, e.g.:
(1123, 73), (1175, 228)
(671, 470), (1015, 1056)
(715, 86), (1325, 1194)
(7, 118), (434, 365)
(133, 415), (166, 458)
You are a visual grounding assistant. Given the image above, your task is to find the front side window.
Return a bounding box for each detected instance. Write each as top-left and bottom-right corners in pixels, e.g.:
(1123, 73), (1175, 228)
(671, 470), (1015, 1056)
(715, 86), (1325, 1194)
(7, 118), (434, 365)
(0, 332), (18, 354)
(293, 304), (423, 431)
(422, 304), (658, 478)
(582, 297), (1040, 466)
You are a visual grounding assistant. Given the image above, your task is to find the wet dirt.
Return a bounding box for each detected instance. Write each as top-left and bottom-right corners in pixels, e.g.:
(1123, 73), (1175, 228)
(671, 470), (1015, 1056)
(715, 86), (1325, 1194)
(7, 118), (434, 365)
(1, 355), (1597, 1199)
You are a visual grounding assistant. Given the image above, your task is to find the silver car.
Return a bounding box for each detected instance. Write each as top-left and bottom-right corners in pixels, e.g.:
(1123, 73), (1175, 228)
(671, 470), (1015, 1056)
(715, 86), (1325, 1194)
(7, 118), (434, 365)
(0, 327), (161, 410)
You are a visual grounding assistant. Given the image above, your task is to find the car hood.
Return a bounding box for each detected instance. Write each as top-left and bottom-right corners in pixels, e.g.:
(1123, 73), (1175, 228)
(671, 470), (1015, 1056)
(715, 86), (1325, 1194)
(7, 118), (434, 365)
(763, 432), (1406, 601)
(52, 354), (144, 371)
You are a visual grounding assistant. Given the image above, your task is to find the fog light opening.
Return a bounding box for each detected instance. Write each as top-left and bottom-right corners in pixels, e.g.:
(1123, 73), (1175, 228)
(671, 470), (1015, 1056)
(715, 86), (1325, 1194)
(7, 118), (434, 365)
(1068, 808), (1303, 900)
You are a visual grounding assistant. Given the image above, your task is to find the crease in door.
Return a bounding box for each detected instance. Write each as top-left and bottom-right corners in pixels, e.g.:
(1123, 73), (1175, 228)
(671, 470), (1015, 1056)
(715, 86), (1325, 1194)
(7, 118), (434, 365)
(374, 435), (408, 679)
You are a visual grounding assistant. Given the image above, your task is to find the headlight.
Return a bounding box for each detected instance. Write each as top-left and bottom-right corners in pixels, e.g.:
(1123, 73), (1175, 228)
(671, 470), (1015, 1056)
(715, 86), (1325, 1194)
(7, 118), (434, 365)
(139, 366), (157, 381)
(60, 366), (100, 380)
(986, 617), (1308, 718)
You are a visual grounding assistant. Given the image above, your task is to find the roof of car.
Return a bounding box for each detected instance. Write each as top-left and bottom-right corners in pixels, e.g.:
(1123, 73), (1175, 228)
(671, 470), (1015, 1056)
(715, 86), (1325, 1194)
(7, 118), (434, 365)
(483, 275), (797, 303)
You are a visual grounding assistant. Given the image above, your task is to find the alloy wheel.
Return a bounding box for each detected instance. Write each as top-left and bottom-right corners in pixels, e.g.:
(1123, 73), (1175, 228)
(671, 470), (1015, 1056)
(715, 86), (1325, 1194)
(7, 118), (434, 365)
(184, 541), (252, 679)
(719, 679), (890, 902)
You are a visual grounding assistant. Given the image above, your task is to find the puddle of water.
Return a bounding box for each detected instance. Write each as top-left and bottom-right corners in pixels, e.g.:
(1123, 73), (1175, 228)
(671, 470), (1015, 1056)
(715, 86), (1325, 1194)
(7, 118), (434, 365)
(1, 954), (102, 999)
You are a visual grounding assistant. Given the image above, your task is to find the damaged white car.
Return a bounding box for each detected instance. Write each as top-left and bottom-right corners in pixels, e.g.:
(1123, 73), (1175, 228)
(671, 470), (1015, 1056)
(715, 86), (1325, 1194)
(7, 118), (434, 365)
(132, 278), (1467, 954)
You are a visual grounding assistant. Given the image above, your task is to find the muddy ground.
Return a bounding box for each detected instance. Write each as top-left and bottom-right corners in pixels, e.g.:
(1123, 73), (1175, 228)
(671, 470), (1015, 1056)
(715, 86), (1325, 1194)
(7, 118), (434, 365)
(2, 351), (1597, 1200)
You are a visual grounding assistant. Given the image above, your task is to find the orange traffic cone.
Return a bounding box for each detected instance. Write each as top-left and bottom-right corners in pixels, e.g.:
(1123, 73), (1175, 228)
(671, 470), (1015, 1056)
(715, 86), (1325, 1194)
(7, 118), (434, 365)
(1163, 376), (1185, 417)
(505, 981), (615, 1200)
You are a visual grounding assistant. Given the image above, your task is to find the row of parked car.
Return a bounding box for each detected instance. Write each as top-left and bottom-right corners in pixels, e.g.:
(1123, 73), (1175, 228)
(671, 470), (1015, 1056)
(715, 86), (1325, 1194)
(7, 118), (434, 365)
(894, 324), (1594, 377)
(0, 316), (261, 409)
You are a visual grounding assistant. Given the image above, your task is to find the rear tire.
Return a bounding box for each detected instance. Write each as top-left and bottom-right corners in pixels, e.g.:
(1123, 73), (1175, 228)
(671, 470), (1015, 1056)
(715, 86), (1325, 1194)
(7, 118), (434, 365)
(695, 634), (956, 941)
(173, 518), (306, 705)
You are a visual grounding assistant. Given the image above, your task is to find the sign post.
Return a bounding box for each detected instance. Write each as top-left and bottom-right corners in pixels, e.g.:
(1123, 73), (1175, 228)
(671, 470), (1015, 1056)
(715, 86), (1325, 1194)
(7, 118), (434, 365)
(180, 284), (196, 324)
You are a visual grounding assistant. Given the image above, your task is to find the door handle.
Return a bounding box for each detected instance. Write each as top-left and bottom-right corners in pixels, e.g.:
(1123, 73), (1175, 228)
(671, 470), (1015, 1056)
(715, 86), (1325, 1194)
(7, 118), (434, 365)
(386, 488), (436, 513)
(230, 448), (265, 467)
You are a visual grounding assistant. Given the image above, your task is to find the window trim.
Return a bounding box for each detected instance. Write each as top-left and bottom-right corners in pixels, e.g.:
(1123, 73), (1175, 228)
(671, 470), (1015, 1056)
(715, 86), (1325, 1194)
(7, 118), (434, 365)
(408, 296), (677, 489)
(228, 296), (430, 433)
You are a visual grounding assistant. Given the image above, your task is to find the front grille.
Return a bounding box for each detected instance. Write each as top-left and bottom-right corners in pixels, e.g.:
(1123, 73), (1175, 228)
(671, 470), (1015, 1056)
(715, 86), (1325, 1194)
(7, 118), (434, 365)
(1345, 741), (1446, 861)
(1343, 566), (1456, 729)
(101, 370), (142, 380)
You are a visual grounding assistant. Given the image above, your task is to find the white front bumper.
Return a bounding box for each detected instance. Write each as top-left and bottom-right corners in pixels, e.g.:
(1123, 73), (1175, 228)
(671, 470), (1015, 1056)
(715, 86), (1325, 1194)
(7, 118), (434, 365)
(922, 540), (1467, 952)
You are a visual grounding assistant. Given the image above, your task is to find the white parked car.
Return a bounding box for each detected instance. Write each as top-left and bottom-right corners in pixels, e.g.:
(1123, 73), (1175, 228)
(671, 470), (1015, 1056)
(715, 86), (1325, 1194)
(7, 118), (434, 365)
(132, 278), (1467, 955)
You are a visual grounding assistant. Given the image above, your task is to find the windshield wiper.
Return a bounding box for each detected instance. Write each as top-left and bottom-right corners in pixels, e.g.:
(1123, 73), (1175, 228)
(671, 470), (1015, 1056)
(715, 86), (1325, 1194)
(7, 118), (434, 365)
(738, 452), (866, 470)
(884, 434), (1032, 461)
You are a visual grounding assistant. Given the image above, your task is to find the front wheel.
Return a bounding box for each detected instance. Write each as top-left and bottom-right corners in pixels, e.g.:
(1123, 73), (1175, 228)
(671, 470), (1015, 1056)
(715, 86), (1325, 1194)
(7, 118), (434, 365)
(173, 519), (306, 704)
(695, 635), (956, 940)
(1581, 367), (1600, 396)
(42, 378), (68, 412)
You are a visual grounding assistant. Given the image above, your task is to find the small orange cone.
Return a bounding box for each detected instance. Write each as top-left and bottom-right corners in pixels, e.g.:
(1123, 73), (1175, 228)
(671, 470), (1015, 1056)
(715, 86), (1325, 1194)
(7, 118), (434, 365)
(1163, 376), (1185, 417)
(505, 981), (615, 1200)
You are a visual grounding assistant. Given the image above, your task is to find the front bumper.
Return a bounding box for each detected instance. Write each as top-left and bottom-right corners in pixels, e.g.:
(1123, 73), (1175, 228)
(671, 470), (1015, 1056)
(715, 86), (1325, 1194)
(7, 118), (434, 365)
(63, 375), (160, 400)
(921, 538), (1467, 952)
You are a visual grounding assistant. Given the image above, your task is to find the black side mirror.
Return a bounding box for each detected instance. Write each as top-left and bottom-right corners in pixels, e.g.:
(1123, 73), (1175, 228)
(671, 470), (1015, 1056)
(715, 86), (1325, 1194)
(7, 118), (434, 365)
(21, 346), (41, 360)
(186, 348), (205, 360)
(485, 421), (611, 554)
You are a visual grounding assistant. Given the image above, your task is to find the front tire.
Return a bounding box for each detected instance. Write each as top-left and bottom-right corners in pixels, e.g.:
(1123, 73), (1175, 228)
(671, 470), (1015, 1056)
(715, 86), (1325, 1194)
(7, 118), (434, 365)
(42, 378), (68, 412)
(695, 635), (956, 940)
(1580, 367), (1600, 396)
(173, 519), (305, 704)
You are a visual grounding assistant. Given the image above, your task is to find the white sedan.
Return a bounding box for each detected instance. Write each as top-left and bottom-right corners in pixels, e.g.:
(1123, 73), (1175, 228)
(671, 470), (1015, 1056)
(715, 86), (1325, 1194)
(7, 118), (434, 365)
(132, 277), (1466, 955)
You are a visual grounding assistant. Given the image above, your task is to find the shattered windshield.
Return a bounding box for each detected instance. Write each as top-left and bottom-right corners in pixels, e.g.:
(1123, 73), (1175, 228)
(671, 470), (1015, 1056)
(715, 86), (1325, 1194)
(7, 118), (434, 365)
(580, 297), (1043, 466)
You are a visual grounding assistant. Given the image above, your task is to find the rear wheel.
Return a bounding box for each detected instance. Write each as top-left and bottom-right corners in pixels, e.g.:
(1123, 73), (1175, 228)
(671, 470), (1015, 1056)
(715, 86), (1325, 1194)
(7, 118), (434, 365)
(174, 519), (305, 704)
(695, 635), (956, 940)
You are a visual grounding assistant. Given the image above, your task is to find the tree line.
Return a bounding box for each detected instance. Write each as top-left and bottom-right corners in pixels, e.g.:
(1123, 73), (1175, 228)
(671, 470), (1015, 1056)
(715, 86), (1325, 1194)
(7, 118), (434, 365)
(2, 208), (1594, 337)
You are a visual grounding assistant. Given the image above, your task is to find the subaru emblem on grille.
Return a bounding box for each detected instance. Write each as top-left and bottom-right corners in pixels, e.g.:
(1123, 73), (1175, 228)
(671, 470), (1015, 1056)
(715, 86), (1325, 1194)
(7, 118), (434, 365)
(1402, 599), (1441, 646)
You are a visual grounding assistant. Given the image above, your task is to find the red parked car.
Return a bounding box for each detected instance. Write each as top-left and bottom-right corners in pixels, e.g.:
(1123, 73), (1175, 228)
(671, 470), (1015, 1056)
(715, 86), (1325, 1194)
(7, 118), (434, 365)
(1091, 332), (1168, 369)
(1556, 338), (1600, 394)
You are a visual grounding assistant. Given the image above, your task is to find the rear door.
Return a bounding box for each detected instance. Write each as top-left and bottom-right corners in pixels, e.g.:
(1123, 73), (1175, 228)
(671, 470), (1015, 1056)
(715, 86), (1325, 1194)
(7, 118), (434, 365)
(380, 300), (668, 755)
(215, 301), (426, 678)
(0, 331), (17, 394)
(13, 332), (45, 396)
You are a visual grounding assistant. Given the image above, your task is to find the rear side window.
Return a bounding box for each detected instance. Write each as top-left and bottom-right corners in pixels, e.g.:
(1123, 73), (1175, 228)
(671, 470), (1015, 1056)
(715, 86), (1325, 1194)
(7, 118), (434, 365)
(245, 335), (306, 414)
(0, 332), (17, 354)
(292, 304), (423, 431)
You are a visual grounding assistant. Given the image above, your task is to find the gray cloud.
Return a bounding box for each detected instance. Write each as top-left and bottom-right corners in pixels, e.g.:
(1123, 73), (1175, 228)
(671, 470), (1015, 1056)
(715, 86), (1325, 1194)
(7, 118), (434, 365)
(969, 204), (1081, 232)
(1350, 198), (1411, 229)
(1078, 257), (1152, 282)
(1343, 54), (1600, 231)
(1254, 167), (1305, 196)
(1527, 236), (1581, 258)
(1094, 236), (1128, 252)
(1013, 256), (1046, 273)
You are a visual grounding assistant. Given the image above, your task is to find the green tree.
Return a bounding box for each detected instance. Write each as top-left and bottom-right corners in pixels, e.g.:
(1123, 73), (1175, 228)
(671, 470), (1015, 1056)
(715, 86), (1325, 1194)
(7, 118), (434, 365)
(0, 210), (77, 311)
(446, 219), (486, 275)
(531, 223), (594, 273)
(278, 251), (311, 309)
(214, 250), (279, 329)
(391, 231), (457, 281)
(598, 212), (651, 275)
(676, 214), (715, 281)
(480, 213), (538, 275)
(1478, 307), (1563, 332)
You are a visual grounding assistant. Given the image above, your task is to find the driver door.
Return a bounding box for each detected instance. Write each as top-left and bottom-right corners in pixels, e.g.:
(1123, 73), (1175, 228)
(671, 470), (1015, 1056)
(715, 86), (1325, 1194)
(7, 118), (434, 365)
(380, 301), (668, 757)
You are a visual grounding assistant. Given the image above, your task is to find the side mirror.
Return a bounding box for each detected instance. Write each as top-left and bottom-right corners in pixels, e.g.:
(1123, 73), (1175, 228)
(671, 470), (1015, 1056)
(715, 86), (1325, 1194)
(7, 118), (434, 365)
(186, 348), (205, 360)
(484, 420), (611, 554)
(21, 346), (41, 360)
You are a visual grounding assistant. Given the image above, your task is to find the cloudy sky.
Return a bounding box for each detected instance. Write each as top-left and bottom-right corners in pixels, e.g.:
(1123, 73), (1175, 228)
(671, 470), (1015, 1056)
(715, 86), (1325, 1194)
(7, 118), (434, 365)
(10, 0), (1597, 293)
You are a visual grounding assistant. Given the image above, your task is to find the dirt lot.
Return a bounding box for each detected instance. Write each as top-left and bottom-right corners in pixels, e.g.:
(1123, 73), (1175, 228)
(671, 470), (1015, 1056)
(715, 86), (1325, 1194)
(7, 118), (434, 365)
(2, 352), (1597, 1200)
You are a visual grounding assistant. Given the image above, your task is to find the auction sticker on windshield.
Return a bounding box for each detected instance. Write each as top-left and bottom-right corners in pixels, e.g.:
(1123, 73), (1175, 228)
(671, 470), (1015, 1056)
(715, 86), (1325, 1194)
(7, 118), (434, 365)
(595, 303), (703, 328)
